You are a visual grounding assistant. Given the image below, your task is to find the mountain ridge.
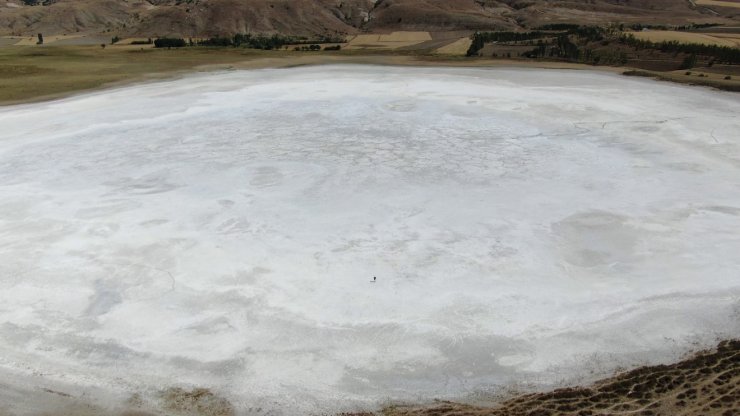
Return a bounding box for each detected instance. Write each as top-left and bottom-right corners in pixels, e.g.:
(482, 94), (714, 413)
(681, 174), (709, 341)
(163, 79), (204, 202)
(1, 0), (738, 37)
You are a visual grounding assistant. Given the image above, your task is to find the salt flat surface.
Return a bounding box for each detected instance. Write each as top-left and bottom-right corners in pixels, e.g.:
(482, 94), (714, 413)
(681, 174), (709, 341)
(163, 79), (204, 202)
(0, 65), (739, 415)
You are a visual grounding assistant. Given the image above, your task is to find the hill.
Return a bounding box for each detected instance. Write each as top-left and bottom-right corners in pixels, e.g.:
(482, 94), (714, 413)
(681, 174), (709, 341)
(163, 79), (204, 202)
(1, 0), (738, 38)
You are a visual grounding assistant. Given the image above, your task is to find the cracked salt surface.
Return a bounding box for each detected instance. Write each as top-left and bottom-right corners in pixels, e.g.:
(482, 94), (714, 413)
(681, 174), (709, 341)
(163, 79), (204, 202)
(0, 65), (739, 414)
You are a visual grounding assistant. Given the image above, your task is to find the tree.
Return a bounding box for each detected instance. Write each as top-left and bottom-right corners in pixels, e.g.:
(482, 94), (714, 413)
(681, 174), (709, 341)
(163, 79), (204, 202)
(679, 53), (697, 70)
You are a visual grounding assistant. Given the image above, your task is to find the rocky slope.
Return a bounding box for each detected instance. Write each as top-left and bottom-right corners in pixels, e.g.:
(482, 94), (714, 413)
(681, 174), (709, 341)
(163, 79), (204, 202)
(1, 0), (738, 38)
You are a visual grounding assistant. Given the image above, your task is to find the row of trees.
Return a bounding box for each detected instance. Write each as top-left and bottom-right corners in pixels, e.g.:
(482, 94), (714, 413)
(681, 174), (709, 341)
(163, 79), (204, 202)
(534, 23), (580, 31)
(466, 26), (607, 57)
(515, 35), (627, 65)
(467, 30), (555, 56)
(628, 23), (720, 31)
(467, 26), (740, 66)
(153, 35), (287, 49)
(152, 33), (346, 50)
(466, 31), (553, 56)
(205, 33), (293, 49)
(620, 34), (740, 64)
(154, 38), (186, 48)
(535, 23), (681, 32)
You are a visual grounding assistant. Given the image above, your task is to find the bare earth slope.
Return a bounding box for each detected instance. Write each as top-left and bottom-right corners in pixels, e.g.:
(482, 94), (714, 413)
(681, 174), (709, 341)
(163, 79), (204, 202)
(1, 0), (738, 37)
(0, 0), (376, 37)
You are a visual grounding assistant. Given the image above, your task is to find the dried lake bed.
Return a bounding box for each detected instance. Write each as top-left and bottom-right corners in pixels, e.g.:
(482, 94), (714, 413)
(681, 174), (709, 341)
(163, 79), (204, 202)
(0, 66), (739, 415)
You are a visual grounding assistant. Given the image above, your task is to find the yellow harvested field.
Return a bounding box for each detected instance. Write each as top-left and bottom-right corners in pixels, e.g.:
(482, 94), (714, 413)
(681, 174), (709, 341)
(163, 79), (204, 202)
(631, 31), (740, 47)
(711, 33), (740, 45)
(346, 31), (431, 50)
(435, 37), (472, 55)
(695, 0), (740, 8)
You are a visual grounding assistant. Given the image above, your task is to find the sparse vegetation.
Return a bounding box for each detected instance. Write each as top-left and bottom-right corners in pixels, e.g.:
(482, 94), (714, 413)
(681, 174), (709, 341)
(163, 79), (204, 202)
(467, 25), (740, 72)
(467, 31), (552, 56)
(294, 44), (322, 51)
(196, 34), (344, 50)
(467, 26), (627, 65)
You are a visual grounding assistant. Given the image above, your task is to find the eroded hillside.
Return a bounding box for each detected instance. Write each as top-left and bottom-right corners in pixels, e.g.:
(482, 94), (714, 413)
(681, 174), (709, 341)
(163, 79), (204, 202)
(1, 0), (738, 37)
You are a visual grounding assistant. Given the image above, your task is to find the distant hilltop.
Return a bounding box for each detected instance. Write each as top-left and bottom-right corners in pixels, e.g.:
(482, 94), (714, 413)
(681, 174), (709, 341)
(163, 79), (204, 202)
(1, 0), (739, 38)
